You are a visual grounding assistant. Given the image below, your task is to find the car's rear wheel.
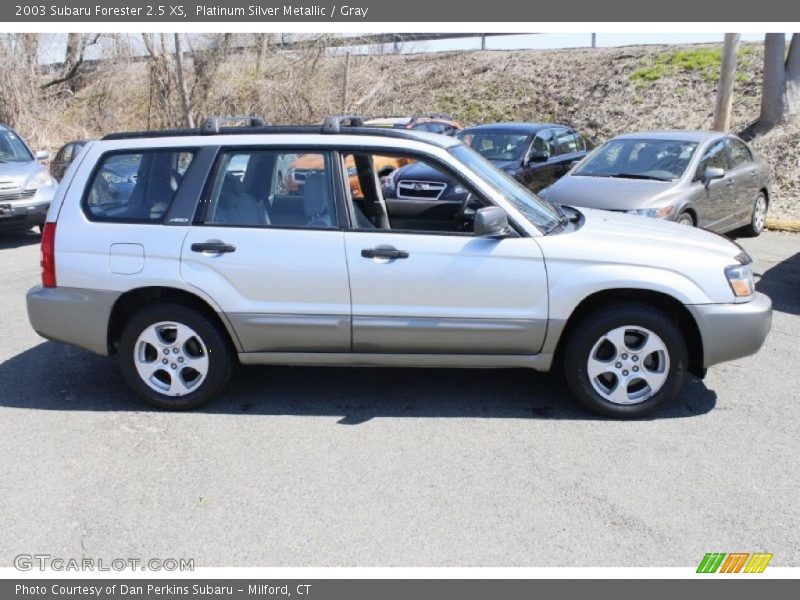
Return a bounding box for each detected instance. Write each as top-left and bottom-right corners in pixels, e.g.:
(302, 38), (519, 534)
(677, 211), (694, 227)
(741, 192), (767, 237)
(119, 303), (234, 410)
(563, 303), (688, 418)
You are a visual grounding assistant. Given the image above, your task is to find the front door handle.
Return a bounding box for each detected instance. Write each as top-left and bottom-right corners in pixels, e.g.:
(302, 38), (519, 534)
(361, 247), (409, 260)
(191, 241), (236, 253)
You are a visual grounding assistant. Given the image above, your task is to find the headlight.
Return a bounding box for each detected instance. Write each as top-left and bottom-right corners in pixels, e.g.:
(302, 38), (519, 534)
(725, 263), (755, 297)
(383, 171), (396, 190)
(24, 171), (52, 192)
(626, 205), (676, 219)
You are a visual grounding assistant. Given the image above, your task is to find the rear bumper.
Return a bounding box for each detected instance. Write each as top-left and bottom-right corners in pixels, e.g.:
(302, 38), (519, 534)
(687, 292), (773, 368)
(26, 286), (120, 356)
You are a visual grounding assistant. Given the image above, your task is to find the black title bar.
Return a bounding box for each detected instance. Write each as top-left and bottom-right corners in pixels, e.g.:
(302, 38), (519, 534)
(5, 0), (800, 22)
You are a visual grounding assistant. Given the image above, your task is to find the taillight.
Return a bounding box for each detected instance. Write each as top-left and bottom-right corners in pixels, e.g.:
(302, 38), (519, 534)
(41, 222), (56, 288)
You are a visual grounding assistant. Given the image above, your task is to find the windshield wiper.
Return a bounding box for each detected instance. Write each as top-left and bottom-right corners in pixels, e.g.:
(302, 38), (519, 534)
(543, 204), (569, 234)
(607, 172), (671, 181)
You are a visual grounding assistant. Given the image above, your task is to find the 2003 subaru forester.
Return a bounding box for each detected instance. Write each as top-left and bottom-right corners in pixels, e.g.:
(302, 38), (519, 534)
(26, 116), (772, 417)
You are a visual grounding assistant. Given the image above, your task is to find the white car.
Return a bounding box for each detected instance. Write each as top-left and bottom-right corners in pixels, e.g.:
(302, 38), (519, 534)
(26, 116), (772, 417)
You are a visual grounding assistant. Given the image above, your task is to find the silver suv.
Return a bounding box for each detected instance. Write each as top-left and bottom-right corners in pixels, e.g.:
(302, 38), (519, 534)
(26, 116), (772, 418)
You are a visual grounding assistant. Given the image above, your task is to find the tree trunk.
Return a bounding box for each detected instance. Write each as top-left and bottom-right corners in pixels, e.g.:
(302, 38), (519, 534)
(174, 34), (194, 128)
(712, 33), (740, 132)
(785, 33), (800, 121)
(760, 33), (787, 128)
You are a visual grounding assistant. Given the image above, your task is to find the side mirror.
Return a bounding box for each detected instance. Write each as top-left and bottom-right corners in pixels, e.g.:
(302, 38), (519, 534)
(35, 151), (49, 161)
(703, 166), (725, 183)
(474, 206), (511, 238)
(527, 150), (549, 164)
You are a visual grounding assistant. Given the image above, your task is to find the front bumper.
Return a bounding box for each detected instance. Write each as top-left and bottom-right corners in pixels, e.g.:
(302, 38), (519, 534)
(0, 199), (49, 231)
(26, 286), (120, 356)
(687, 292), (773, 368)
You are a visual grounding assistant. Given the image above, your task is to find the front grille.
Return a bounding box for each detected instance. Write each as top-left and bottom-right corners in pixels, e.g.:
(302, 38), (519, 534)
(397, 180), (446, 200)
(0, 189), (35, 202)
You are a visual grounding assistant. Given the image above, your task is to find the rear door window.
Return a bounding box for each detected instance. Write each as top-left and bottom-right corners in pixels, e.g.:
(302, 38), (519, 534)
(85, 150), (195, 222)
(555, 129), (581, 155)
(202, 149), (338, 229)
(726, 138), (752, 168)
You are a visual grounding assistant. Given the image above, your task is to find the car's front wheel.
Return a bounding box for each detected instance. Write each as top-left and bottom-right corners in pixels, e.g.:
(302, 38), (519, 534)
(563, 303), (688, 418)
(118, 304), (234, 410)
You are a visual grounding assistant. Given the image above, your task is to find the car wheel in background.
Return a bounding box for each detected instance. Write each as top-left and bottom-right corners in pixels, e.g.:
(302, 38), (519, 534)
(562, 303), (688, 418)
(677, 211), (694, 226)
(741, 192), (768, 237)
(118, 303), (234, 410)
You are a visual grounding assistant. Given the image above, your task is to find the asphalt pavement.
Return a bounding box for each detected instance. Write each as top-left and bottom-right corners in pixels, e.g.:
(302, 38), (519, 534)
(0, 228), (797, 567)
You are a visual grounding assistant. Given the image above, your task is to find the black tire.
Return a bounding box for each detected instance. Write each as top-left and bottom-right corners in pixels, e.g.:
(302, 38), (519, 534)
(677, 211), (695, 227)
(118, 303), (234, 410)
(740, 191), (768, 237)
(562, 303), (688, 418)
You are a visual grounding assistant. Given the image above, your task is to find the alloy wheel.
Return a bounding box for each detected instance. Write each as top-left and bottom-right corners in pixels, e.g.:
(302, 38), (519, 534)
(134, 321), (210, 396)
(586, 325), (671, 405)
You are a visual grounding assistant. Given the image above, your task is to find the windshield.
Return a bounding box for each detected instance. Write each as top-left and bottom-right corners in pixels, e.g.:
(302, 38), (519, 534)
(574, 138), (698, 181)
(451, 144), (560, 231)
(456, 131), (530, 162)
(0, 130), (34, 163)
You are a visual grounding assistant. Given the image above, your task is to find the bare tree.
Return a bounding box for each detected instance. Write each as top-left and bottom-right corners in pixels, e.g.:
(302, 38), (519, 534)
(743, 33), (800, 138)
(173, 33), (194, 128)
(142, 33), (179, 128)
(42, 33), (102, 92)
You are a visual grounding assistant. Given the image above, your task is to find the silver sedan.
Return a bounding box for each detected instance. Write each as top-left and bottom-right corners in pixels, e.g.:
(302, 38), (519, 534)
(541, 130), (771, 236)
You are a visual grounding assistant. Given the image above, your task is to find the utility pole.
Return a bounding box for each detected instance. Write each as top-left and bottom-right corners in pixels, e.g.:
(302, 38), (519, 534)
(341, 52), (351, 113)
(712, 33), (741, 132)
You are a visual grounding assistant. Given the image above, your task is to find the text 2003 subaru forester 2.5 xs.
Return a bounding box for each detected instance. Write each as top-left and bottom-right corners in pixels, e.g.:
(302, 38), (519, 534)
(26, 116), (772, 418)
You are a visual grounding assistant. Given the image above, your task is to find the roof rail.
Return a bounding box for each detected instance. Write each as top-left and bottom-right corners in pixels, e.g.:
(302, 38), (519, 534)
(201, 115), (266, 134)
(322, 115), (365, 134)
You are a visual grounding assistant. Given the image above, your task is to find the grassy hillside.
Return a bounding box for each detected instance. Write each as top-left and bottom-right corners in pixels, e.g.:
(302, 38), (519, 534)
(32, 42), (800, 220)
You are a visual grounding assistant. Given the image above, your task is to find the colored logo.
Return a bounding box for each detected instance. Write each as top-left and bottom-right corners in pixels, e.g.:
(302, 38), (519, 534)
(697, 552), (773, 573)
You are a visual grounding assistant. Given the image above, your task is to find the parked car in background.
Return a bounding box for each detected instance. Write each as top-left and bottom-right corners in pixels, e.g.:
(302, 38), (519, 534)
(50, 139), (92, 181)
(383, 122), (591, 202)
(540, 131), (771, 236)
(364, 114), (462, 136)
(0, 124), (57, 234)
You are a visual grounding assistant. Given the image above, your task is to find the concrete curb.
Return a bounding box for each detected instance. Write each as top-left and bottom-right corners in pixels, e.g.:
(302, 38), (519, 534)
(766, 218), (800, 233)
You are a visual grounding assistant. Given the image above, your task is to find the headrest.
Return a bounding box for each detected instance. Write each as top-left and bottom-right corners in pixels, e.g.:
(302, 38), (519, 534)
(303, 172), (329, 217)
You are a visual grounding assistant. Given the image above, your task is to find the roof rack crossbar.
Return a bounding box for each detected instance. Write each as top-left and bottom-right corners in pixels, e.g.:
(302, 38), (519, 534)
(322, 115), (365, 134)
(201, 115), (266, 134)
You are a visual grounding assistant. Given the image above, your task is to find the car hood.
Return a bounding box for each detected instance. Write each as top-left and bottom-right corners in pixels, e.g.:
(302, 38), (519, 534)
(542, 175), (680, 210)
(394, 161), (449, 181)
(578, 207), (738, 255)
(0, 160), (44, 186)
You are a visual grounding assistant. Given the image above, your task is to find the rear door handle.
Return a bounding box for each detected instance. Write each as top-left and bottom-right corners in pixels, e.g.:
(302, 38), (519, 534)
(361, 247), (409, 260)
(191, 241), (236, 253)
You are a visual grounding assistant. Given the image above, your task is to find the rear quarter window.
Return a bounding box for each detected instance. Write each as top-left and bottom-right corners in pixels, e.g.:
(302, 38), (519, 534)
(84, 149), (195, 222)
